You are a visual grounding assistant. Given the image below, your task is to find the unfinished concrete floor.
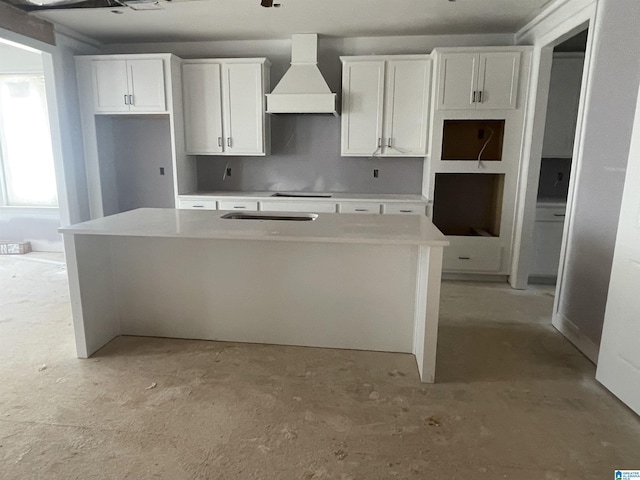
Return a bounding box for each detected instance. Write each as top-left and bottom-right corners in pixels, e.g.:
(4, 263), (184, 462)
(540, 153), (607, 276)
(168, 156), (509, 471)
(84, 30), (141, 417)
(1, 253), (639, 480)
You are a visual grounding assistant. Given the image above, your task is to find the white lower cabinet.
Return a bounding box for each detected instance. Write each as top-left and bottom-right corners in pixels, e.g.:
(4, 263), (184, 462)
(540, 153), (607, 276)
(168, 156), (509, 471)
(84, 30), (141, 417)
(218, 200), (259, 210)
(259, 201), (337, 213)
(443, 237), (503, 272)
(530, 204), (566, 277)
(178, 196), (430, 218)
(177, 199), (217, 210)
(382, 203), (428, 216)
(339, 202), (382, 214)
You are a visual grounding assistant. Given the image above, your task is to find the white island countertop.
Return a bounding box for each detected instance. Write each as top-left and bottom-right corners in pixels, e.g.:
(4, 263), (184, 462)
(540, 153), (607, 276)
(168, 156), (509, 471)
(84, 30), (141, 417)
(59, 208), (448, 246)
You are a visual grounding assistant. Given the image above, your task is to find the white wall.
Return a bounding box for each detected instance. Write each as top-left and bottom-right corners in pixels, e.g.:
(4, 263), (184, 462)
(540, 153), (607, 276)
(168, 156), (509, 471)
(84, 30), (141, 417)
(555, 0), (640, 353)
(515, 0), (640, 361)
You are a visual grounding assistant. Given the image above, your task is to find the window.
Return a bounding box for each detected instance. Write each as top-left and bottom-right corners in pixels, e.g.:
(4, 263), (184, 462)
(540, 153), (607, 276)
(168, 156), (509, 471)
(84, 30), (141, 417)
(0, 74), (58, 207)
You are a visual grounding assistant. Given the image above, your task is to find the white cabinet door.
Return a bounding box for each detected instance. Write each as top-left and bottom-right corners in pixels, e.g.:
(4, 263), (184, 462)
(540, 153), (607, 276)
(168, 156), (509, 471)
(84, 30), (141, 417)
(222, 63), (264, 155)
(183, 63), (224, 154)
(596, 83), (640, 416)
(530, 220), (564, 276)
(177, 199), (218, 210)
(128, 58), (166, 113)
(339, 202), (382, 214)
(218, 200), (259, 210)
(437, 53), (478, 110)
(382, 203), (428, 216)
(92, 58), (166, 113)
(341, 61), (385, 156)
(542, 55), (584, 158)
(384, 60), (431, 156)
(260, 201), (337, 213)
(92, 60), (130, 113)
(476, 52), (520, 110)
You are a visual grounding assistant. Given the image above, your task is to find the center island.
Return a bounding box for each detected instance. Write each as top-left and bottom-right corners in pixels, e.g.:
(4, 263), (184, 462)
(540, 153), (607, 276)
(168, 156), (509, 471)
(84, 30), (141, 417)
(59, 208), (448, 383)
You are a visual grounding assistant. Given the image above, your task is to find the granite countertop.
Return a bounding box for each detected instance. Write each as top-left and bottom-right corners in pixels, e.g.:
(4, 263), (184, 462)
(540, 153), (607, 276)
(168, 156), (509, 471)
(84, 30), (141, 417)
(179, 191), (430, 202)
(59, 208), (448, 246)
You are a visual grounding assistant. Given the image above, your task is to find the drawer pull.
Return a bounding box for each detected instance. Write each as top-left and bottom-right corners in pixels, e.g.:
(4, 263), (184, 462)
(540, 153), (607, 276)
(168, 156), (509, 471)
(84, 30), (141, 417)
(553, 214), (566, 217)
(458, 256), (471, 260)
(193, 205), (204, 208)
(399, 209), (412, 213)
(355, 208), (368, 212)
(233, 206), (246, 209)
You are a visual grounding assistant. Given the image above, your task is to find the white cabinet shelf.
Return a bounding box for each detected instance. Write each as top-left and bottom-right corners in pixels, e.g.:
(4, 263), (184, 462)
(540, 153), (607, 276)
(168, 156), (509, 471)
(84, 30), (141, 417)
(182, 59), (270, 156)
(436, 51), (520, 110)
(340, 55), (431, 157)
(92, 58), (166, 113)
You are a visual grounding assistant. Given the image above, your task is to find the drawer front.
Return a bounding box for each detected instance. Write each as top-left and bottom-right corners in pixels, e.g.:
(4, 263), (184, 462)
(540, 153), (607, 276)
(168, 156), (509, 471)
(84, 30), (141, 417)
(177, 199), (217, 210)
(260, 201), (337, 213)
(218, 200), (259, 211)
(383, 203), (428, 216)
(535, 206), (567, 222)
(443, 238), (503, 272)
(339, 202), (382, 214)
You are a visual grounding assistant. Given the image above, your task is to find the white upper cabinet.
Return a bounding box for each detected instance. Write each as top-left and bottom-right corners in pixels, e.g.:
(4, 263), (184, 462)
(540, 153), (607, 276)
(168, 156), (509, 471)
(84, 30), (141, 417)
(341, 61), (385, 156)
(222, 63), (264, 155)
(182, 59), (270, 156)
(437, 51), (520, 110)
(92, 58), (166, 113)
(182, 63), (223, 154)
(542, 54), (585, 158)
(341, 56), (431, 157)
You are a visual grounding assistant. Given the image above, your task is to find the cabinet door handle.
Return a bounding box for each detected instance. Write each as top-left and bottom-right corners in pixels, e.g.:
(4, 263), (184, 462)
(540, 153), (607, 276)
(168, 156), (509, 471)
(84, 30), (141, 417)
(227, 137), (231, 147)
(472, 91), (477, 103)
(124, 94), (129, 105)
(387, 138), (392, 148)
(478, 91), (483, 103)
(218, 137), (222, 147)
(378, 137), (382, 148)
(129, 95), (134, 105)
(458, 256), (471, 260)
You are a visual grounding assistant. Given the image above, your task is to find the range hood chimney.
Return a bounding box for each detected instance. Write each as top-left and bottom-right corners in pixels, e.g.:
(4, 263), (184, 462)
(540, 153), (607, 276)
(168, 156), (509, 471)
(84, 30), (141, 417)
(266, 34), (337, 115)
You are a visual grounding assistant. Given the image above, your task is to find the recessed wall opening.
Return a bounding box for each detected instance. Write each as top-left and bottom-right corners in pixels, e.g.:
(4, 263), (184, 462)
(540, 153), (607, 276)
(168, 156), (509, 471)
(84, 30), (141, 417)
(441, 119), (505, 161)
(433, 173), (504, 237)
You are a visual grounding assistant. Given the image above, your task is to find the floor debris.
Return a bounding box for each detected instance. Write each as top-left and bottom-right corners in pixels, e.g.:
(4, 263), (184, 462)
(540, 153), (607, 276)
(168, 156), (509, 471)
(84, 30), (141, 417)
(145, 382), (157, 390)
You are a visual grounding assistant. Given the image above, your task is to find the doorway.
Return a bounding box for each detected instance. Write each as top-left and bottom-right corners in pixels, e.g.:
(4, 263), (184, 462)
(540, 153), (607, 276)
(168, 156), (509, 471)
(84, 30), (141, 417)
(0, 39), (61, 252)
(528, 29), (588, 285)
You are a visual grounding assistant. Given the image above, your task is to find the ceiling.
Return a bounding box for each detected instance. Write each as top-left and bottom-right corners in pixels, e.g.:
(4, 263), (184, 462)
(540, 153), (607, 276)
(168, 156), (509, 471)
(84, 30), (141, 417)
(29, 0), (556, 44)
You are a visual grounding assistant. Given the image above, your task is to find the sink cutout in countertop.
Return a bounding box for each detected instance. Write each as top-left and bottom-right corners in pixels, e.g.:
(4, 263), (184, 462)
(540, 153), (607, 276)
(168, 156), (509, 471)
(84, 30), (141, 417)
(270, 193), (333, 198)
(221, 212), (318, 221)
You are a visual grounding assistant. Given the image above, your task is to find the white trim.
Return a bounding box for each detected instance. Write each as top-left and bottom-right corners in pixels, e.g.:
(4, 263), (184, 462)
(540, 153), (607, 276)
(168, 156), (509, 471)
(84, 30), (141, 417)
(53, 24), (102, 50)
(510, 1), (597, 290)
(552, 313), (599, 364)
(516, 0), (597, 44)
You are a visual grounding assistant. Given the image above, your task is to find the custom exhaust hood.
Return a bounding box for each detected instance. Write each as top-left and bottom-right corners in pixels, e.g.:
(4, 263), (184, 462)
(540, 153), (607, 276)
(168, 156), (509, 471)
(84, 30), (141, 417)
(266, 34), (337, 115)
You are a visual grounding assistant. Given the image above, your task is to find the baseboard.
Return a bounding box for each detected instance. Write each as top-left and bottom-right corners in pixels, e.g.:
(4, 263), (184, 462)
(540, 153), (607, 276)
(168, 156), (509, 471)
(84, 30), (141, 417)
(29, 240), (64, 253)
(442, 273), (508, 283)
(552, 313), (599, 364)
(528, 275), (558, 285)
